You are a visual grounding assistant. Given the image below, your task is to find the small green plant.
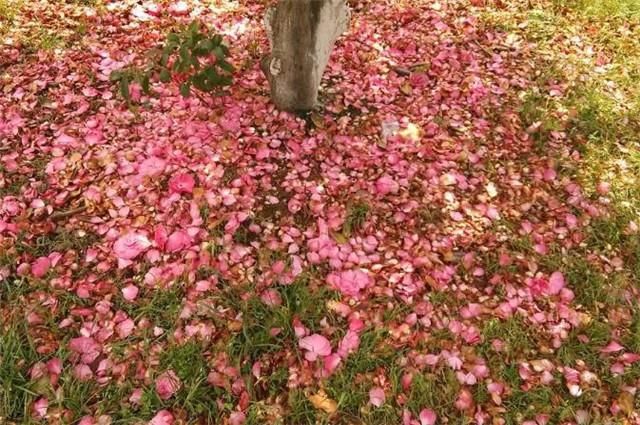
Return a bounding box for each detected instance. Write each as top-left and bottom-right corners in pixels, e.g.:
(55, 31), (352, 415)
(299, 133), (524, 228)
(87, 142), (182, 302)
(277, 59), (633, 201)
(111, 21), (233, 102)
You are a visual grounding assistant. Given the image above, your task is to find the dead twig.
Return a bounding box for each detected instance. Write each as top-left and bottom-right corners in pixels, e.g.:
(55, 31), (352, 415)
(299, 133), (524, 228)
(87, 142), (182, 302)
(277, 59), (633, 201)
(48, 205), (88, 221)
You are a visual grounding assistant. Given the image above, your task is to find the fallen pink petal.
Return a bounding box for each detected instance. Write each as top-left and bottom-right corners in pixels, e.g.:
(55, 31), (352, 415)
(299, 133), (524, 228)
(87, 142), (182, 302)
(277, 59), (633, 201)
(369, 387), (386, 407)
(299, 334), (332, 361)
(155, 370), (181, 400)
(1, 0), (638, 423)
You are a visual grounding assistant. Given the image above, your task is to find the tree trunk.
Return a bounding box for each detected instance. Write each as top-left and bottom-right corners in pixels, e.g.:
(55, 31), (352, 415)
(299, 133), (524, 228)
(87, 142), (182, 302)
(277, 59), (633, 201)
(262, 0), (349, 112)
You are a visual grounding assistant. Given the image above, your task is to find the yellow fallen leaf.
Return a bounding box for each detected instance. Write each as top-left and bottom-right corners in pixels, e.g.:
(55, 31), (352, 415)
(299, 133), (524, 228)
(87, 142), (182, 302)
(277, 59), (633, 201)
(69, 152), (82, 163)
(618, 391), (634, 415)
(192, 187), (205, 200)
(308, 390), (338, 414)
(486, 182), (498, 198)
(398, 123), (421, 142)
(332, 231), (348, 245)
(310, 112), (325, 129)
(400, 83), (413, 96)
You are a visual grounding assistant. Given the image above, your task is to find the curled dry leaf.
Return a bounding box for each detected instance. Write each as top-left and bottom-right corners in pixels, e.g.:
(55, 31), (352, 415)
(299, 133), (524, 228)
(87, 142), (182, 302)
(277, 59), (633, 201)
(308, 389), (338, 414)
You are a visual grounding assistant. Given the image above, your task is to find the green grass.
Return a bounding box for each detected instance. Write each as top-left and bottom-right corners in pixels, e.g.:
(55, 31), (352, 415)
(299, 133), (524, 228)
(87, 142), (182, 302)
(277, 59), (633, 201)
(558, 321), (612, 370)
(480, 317), (538, 362)
(15, 228), (98, 258)
(227, 276), (340, 367)
(342, 200), (370, 237)
(122, 285), (184, 331)
(0, 0), (21, 23)
(158, 341), (220, 422)
(0, 320), (38, 421)
(624, 308), (640, 353)
(0, 173), (29, 197)
(404, 369), (461, 419)
(551, 0), (640, 18)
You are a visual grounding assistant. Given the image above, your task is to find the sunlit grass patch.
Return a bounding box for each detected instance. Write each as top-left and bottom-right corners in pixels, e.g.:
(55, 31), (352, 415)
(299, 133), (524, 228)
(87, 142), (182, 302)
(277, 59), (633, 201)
(0, 0), (21, 25)
(537, 250), (627, 313)
(21, 27), (66, 52)
(552, 0), (640, 19)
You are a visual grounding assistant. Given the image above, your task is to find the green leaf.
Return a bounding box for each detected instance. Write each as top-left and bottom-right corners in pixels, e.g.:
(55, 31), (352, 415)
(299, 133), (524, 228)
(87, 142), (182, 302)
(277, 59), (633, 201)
(179, 82), (191, 97)
(203, 66), (219, 86)
(160, 51), (170, 67)
(194, 39), (213, 55)
(141, 74), (151, 94)
(212, 34), (222, 46)
(178, 46), (190, 70)
(188, 21), (199, 37)
(109, 70), (122, 81)
(191, 73), (208, 92)
(218, 60), (234, 73)
(159, 68), (171, 83)
(119, 77), (130, 101)
(167, 33), (180, 44)
(212, 46), (225, 60)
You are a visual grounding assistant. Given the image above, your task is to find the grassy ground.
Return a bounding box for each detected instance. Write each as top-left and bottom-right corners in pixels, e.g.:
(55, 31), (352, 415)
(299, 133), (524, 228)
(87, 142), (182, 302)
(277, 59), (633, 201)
(1, 0), (639, 423)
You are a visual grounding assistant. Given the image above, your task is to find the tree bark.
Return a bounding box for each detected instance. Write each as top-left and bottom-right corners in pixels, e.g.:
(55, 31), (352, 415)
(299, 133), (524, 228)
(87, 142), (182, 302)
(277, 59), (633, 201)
(262, 0), (349, 112)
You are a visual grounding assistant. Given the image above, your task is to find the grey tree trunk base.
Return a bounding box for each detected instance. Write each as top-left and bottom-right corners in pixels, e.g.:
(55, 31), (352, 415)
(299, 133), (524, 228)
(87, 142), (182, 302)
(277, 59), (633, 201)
(262, 0), (349, 112)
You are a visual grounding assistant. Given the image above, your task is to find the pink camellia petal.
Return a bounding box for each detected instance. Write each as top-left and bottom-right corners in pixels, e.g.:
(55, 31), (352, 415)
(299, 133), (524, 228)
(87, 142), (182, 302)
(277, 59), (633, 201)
(328, 269), (372, 297)
(32, 397), (48, 418)
(620, 353), (640, 364)
(401, 372), (413, 391)
(139, 157), (166, 177)
(165, 230), (191, 252)
(78, 416), (96, 425)
(113, 233), (151, 260)
(154, 225), (168, 250)
(260, 289), (282, 307)
(596, 181), (610, 195)
(299, 333), (332, 361)
(543, 168), (557, 182)
(454, 388), (473, 411)
(168, 173), (195, 194)
(419, 408), (437, 425)
(402, 409), (412, 425)
(547, 271), (565, 295)
(31, 257), (51, 278)
(322, 353), (342, 376)
(600, 341), (625, 354)
(46, 358), (62, 375)
(155, 370), (181, 400)
(229, 411), (246, 425)
(68, 336), (101, 364)
(122, 285), (139, 301)
(337, 330), (360, 358)
(149, 409), (174, 425)
(117, 318), (135, 338)
(369, 387), (386, 407)
(129, 388), (143, 405)
(375, 174), (400, 196)
(73, 364), (93, 380)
